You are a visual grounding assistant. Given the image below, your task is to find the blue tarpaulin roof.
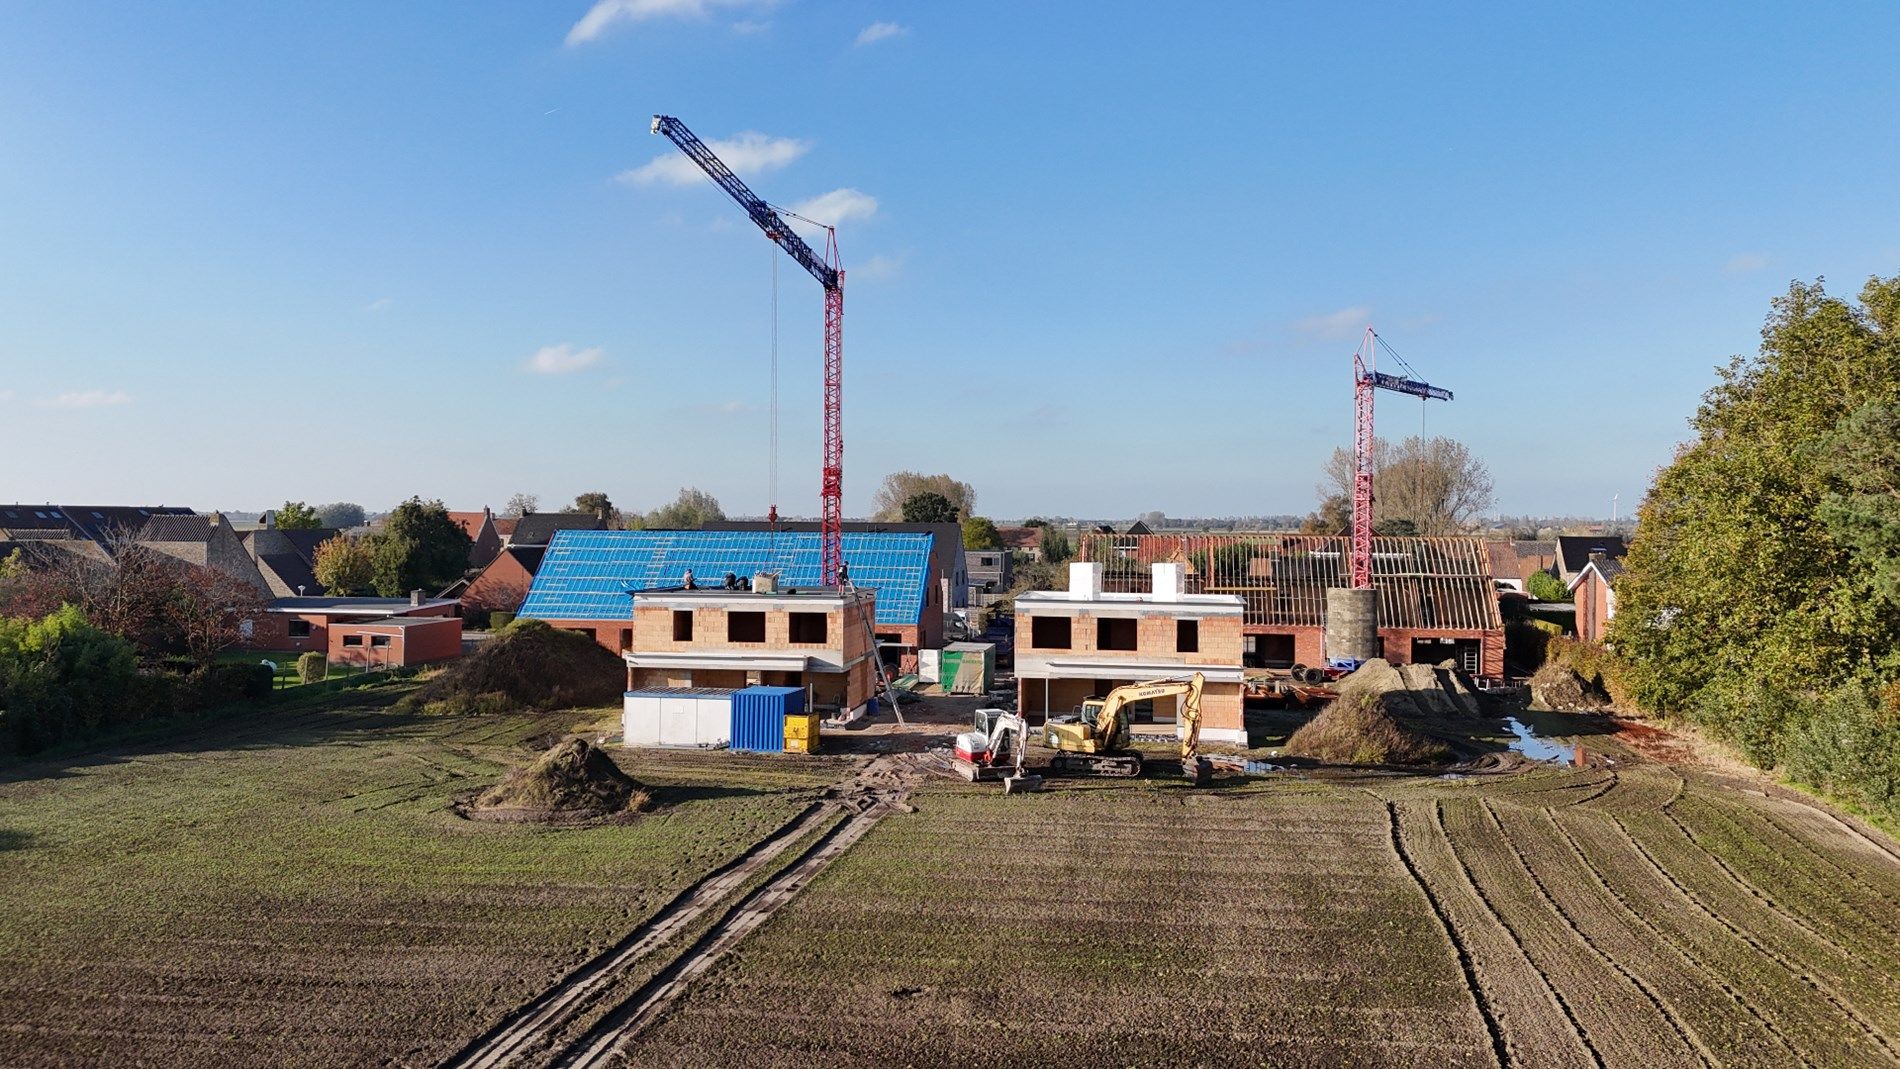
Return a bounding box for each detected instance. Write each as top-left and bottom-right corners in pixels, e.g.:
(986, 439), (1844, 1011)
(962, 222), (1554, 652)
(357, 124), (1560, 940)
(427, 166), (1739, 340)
(518, 529), (934, 627)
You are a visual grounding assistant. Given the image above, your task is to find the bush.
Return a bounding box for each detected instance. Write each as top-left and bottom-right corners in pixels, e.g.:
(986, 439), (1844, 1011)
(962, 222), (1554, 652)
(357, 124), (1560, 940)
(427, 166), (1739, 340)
(1545, 637), (1634, 709)
(463, 608), (492, 631)
(488, 611), (516, 630)
(0, 606), (139, 753)
(171, 663), (272, 713)
(1781, 680), (1900, 818)
(297, 652), (327, 684)
(1526, 570), (1569, 602)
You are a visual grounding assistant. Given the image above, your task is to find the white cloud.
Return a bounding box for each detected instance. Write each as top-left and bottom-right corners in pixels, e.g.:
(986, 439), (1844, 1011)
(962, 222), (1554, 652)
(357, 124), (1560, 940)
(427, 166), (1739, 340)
(39, 389), (131, 409)
(786, 188), (878, 235)
(619, 131), (809, 186)
(1723, 252), (1770, 275)
(1294, 305), (1372, 341)
(854, 21), (907, 46)
(365, 297), (393, 312)
(566, 0), (772, 45)
(731, 18), (770, 34)
(524, 344), (604, 374)
(852, 253), (904, 281)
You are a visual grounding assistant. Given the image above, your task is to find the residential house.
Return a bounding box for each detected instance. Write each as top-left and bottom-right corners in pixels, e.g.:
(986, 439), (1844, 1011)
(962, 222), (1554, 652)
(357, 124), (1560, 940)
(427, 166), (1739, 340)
(966, 547), (1013, 608)
(1568, 555), (1625, 644)
(454, 545), (546, 622)
(328, 615), (463, 669)
(1015, 562), (1247, 744)
(621, 582), (878, 718)
(243, 593), (461, 656)
(242, 527), (338, 597)
(136, 513), (272, 594)
(1483, 540), (1559, 594)
(448, 507), (505, 571)
(518, 528), (942, 671)
(1555, 535), (1629, 585)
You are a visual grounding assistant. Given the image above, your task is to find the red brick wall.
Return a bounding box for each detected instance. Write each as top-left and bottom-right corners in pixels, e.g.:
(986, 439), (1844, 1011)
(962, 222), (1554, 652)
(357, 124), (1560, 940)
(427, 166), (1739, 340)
(329, 618), (462, 668)
(1575, 574), (1611, 644)
(1244, 624), (1504, 680)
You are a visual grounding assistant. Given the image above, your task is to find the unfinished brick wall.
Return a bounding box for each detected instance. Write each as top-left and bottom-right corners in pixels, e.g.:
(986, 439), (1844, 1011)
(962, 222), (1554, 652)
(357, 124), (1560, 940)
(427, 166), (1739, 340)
(1013, 609), (1244, 666)
(1015, 676), (1244, 737)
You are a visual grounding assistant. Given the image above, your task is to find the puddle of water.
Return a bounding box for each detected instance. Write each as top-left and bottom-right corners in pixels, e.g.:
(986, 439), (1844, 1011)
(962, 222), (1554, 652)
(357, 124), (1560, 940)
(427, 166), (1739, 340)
(1504, 717), (1571, 762)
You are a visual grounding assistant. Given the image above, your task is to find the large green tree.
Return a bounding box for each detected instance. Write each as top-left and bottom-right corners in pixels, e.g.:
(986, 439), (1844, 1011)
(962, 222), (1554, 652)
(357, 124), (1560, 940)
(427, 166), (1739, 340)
(962, 516), (1003, 550)
(312, 534), (374, 595)
(1614, 276), (1900, 717)
(901, 491), (959, 524)
(367, 497), (472, 596)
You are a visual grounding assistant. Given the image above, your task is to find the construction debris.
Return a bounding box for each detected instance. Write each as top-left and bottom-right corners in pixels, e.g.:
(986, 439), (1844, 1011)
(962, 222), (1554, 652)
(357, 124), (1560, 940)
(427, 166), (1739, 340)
(1333, 658), (1483, 719)
(1528, 662), (1612, 712)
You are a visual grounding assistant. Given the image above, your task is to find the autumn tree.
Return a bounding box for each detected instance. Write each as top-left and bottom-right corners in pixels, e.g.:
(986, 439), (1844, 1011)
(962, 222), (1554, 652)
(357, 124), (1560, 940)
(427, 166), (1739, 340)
(274, 501), (321, 529)
(642, 488), (725, 530)
(312, 534), (374, 595)
(872, 472), (974, 522)
(167, 566), (265, 664)
(1300, 495), (1352, 535)
(1038, 525), (1073, 563)
(502, 492), (539, 518)
(1319, 436), (1493, 535)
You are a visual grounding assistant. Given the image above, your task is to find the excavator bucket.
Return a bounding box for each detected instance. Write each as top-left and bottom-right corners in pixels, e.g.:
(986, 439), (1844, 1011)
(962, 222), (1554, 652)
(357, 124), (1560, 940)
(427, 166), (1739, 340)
(1002, 773), (1044, 795)
(1184, 757), (1213, 788)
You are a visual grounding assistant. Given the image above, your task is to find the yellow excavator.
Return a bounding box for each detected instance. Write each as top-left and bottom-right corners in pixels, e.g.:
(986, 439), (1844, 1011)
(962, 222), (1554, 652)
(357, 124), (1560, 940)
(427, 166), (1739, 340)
(1042, 673), (1212, 786)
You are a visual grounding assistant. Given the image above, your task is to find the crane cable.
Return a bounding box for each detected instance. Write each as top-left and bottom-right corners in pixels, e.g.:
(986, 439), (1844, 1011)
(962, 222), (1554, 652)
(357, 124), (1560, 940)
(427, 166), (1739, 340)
(1372, 331), (1432, 442)
(769, 242), (780, 535)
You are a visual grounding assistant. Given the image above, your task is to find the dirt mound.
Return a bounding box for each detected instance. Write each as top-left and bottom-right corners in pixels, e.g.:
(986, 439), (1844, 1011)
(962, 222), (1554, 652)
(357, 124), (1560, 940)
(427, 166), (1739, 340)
(410, 619), (622, 712)
(1335, 658), (1482, 719)
(1283, 692), (1452, 766)
(468, 737), (649, 823)
(1529, 662), (1611, 712)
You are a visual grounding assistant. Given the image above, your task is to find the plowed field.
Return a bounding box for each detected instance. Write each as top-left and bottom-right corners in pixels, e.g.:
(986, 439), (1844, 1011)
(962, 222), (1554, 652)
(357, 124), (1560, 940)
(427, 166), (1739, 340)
(3, 695), (1898, 1069)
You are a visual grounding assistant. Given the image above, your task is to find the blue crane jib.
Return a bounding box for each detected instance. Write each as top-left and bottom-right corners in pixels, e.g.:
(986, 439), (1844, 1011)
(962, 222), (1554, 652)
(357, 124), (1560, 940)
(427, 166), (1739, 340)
(649, 115), (839, 291)
(1367, 370), (1453, 402)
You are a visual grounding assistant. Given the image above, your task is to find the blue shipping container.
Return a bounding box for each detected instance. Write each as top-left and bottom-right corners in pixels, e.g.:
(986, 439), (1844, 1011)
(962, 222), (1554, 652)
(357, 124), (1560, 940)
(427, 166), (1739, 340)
(731, 686), (803, 753)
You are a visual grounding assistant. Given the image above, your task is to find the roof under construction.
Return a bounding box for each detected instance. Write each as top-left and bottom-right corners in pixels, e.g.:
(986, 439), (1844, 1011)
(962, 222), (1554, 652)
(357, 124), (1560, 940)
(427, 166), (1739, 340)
(1077, 533), (1502, 632)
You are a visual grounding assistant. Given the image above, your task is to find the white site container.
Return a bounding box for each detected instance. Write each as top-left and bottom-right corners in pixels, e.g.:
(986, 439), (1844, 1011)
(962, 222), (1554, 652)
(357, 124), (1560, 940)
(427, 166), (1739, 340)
(623, 688), (735, 748)
(918, 648), (941, 684)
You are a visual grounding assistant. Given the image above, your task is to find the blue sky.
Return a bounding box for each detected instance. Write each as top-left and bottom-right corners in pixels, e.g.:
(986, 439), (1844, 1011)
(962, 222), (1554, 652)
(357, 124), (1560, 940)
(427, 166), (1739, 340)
(4, 2), (1897, 521)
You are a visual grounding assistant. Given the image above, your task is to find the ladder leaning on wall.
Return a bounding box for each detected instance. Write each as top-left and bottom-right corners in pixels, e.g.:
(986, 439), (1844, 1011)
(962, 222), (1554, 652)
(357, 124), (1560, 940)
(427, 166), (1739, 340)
(839, 575), (904, 726)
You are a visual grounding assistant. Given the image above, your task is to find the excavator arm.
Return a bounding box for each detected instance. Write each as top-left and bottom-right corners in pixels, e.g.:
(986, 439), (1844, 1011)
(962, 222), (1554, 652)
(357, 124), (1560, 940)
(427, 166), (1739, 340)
(1088, 673), (1206, 750)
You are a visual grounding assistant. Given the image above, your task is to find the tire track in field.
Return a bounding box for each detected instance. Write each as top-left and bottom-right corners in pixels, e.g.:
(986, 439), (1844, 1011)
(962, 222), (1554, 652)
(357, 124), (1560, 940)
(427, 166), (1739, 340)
(1451, 805), (1710, 1069)
(438, 801), (836, 1069)
(1383, 801), (1510, 1068)
(553, 794), (903, 1069)
(1390, 801), (1599, 1068)
(1579, 808), (1900, 1066)
(1534, 807), (1815, 1068)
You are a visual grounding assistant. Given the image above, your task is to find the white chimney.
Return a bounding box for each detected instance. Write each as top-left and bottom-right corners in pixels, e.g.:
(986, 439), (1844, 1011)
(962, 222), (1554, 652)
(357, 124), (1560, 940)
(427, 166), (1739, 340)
(409, 589), (423, 607)
(1068, 562), (1102, 601)
(1151, 562), (1184, 602)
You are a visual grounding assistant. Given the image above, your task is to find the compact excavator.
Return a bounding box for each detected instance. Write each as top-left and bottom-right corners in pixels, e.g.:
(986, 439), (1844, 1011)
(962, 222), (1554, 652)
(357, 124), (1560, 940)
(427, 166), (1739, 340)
(1041, 673), (1213, 786)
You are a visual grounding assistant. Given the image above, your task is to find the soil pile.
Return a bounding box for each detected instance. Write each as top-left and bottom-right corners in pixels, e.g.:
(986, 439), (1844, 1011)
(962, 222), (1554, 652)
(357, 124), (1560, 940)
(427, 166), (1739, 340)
(409, 619), (622, 712)
(1283, 692), (1452, 765)
(1529, 662), (1612, 712)
(1335, 658), (1482, 720)
(469, 737), (649, 823)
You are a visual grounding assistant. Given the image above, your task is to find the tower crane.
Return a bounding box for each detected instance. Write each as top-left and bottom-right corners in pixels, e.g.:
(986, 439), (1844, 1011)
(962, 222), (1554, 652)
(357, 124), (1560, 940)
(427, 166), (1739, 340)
(650, 115), (847, 584)
(1350, 327), (1452, 588)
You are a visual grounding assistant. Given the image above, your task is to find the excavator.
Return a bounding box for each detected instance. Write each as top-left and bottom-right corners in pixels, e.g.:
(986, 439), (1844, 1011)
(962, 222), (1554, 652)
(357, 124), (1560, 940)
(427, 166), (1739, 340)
(1042, 673), (1213, 786)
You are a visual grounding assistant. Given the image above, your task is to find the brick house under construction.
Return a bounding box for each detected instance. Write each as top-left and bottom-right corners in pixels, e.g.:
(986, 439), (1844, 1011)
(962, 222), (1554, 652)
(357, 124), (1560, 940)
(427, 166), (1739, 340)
(622, 583), (879, 718)
(1078, 533), (1505, 679)
(1015, 562), (1248, 744)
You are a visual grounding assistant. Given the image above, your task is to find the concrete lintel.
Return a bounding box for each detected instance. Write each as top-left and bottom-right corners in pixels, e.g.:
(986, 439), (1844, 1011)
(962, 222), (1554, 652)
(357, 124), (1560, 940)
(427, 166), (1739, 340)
(1013, 656), (1244, 684)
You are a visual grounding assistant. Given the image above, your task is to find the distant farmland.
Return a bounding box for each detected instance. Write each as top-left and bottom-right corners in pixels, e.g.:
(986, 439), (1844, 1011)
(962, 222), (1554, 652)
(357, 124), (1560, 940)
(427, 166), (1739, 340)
(1, 692), (1897, 1068)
